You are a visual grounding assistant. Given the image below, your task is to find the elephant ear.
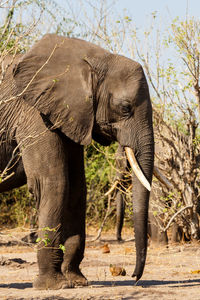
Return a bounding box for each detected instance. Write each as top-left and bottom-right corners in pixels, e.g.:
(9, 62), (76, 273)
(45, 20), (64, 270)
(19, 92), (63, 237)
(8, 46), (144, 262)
(13, 34), (95, 145)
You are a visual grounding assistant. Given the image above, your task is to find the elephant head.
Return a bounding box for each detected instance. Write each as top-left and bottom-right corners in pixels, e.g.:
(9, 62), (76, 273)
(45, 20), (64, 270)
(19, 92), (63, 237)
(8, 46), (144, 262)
(13, 34), (154, 281)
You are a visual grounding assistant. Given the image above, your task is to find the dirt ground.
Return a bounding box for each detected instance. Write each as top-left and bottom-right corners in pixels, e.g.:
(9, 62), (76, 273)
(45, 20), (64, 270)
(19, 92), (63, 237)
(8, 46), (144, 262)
(0, 227), (200, 300)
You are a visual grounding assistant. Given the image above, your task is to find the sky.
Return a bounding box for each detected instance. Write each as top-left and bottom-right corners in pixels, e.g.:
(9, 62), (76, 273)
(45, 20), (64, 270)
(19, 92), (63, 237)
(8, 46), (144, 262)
(0, 0), (198, 77)
(0, 1), (199, 40)
(56, 0), (200, 30)
(115, 0), (199, 22)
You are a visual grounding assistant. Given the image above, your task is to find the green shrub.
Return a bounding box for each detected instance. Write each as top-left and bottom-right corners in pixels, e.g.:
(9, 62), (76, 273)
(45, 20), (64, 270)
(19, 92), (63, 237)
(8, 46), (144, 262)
(85, 141), (118, 223)
(0, 185), (35, 227)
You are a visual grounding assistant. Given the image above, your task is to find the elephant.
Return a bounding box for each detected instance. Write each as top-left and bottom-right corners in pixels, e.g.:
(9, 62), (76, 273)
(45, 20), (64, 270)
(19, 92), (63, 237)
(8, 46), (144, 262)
(114, 145), (168, 245)
(0, 34), (154, 289)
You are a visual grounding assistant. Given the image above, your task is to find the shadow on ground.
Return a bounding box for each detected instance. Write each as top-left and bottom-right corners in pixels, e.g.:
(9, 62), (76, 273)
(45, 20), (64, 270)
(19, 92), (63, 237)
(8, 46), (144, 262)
(0, 282), (32, 289)
(90, 278), (200, 288)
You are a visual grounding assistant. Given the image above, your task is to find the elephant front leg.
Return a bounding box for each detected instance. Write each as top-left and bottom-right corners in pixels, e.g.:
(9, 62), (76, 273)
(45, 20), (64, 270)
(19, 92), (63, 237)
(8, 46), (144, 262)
(19, 127), (74, 290)
(34, 200), (74, 290)
(61, 142), (88, 286)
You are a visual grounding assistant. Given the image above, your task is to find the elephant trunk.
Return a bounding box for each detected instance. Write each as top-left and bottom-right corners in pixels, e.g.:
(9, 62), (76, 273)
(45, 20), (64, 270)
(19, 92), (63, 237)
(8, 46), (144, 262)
(131, 180), (151, 281)
(129, 123), (154, 281)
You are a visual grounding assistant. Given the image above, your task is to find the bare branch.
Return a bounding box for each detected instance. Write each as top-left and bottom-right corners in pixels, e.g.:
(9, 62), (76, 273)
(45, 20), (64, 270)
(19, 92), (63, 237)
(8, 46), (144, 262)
(163, 205), (193, 232)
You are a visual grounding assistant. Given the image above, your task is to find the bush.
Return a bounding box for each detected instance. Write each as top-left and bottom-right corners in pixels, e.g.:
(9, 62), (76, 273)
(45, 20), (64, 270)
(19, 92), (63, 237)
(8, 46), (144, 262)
(85, 141), (118, 224)
(0, 185), (35, 227)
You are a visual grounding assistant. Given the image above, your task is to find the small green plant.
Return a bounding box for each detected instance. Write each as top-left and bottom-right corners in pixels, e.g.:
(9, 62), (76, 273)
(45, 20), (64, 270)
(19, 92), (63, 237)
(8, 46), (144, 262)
(36, 226), (66, 253)
(36, 234), (51, 247)
(59, 244), (66, 253)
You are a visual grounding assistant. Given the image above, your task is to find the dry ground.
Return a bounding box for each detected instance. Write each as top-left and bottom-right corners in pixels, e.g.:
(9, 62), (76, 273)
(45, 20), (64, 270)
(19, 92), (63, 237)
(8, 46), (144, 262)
(0, 227), (200, 300)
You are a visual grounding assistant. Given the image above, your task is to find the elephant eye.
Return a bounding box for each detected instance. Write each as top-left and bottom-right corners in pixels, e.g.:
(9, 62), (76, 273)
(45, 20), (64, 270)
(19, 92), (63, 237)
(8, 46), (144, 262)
(120, 103), (132, 116)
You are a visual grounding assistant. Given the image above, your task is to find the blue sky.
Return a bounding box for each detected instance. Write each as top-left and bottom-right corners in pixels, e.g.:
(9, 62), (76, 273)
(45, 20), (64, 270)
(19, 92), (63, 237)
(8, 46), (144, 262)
(0, 1), (198, 39)
(56, 0), (199, 29)
(115, 0), (199, 21)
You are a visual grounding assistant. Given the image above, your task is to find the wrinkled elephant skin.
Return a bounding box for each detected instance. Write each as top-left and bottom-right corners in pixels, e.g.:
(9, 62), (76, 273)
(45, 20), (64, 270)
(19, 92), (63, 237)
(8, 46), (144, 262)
(0, 34), (154, 289)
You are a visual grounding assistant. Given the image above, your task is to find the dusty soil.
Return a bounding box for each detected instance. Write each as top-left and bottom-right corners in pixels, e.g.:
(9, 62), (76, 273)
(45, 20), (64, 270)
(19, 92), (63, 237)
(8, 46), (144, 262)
(0, 227), (200, 300)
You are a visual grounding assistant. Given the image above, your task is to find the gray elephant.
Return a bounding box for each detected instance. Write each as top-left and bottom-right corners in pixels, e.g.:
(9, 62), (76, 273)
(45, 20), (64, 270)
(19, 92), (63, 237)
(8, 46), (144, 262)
(0, 34), (154, 289)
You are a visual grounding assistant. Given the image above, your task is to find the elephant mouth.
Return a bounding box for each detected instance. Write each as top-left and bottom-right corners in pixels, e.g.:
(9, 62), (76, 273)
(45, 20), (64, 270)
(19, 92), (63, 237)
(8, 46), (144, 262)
(92, 131), (112, 146)
(125, 147), (151, 191)
(92, 122), (116, 145)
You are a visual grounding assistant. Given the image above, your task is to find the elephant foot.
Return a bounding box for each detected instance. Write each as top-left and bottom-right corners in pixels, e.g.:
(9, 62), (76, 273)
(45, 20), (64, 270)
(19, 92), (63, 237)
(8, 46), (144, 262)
(64, 269), (88, 286)
(33, 272), (74, 290)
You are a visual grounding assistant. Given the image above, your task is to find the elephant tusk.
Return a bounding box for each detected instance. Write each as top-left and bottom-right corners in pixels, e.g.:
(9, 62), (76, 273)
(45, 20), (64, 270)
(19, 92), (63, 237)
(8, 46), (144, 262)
(125, 147), (151, 191)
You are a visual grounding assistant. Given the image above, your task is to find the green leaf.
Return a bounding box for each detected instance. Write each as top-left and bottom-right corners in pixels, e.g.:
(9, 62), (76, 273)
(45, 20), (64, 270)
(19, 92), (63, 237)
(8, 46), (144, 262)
(59, 244), (66, 253)
(42, 226), (56, 232)
(43, 238), (51, 246)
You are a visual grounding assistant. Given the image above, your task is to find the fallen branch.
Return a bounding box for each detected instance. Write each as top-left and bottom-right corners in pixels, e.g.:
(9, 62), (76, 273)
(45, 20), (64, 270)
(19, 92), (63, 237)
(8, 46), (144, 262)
(153, 166), (173, 190)
(163, 204), (193, 232)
